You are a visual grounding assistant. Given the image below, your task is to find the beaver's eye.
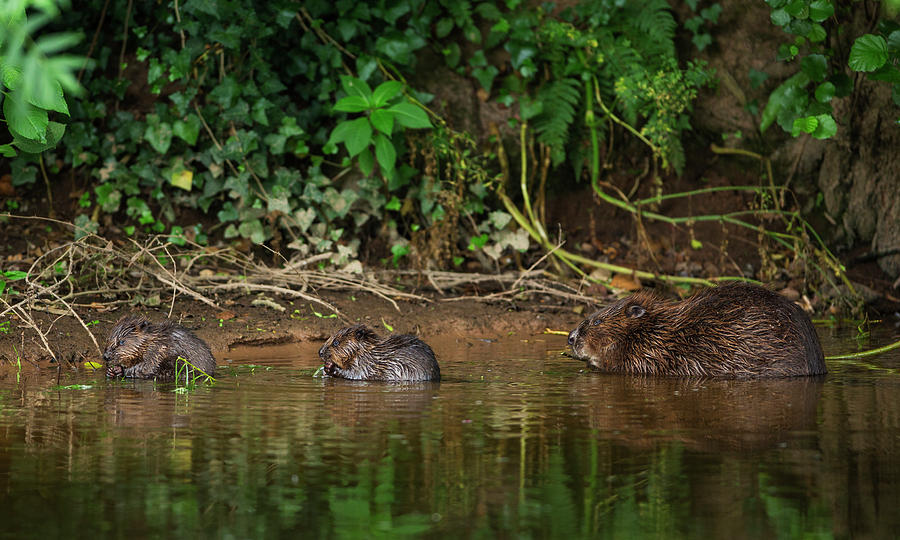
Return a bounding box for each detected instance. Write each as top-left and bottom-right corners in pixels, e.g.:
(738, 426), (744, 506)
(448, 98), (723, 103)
(117, 339), (125, 346)
(591, 318), (601, 326)
(626, 305), (645, 318)
(332, 338), (340, 347)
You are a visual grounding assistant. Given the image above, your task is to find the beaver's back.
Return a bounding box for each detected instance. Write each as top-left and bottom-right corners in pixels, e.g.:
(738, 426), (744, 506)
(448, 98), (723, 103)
(568, 283), (825, 377)
(670, 284), (825, 376)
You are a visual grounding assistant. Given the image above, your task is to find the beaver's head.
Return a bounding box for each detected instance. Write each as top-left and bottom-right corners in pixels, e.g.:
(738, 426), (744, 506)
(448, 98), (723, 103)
(568, 289), (668, 371)
(318, 325), (380, 375)
(103, 315), (153, 374)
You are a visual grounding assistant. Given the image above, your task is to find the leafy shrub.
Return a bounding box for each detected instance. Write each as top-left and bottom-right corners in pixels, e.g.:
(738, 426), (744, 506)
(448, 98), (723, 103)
(762, 0), (900, 139)
(0, 0), (82, 157)
(12, 0), (710, 268)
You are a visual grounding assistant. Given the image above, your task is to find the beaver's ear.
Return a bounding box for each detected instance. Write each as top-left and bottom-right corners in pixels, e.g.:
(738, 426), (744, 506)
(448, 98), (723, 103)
(138, 320), (150, 330)
(626, 304), (645, 318)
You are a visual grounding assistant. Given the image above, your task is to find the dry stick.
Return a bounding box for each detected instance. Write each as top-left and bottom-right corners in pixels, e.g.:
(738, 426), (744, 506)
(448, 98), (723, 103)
(199, 282), (339, 313)
(126, 239), (219, 309)
(4, 301), (54, 361)
(23, 248), (103, 355)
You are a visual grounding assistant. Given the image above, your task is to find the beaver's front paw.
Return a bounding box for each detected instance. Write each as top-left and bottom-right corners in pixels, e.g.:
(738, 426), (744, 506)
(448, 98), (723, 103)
(323, 360), (338, 376)
(106, 364), (124, 378)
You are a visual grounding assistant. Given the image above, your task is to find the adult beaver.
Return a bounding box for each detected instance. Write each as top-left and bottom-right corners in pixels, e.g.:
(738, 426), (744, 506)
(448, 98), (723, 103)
(567, 283), (826, 377)
(103, 315), (216, 380)
(318, 324), (441, 382)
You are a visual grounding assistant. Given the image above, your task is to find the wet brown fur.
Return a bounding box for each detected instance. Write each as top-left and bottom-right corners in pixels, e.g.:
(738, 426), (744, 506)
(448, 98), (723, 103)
(103, 315), (216, 380)
(568, 283), (826, 377)
(318, 325), (441, 382)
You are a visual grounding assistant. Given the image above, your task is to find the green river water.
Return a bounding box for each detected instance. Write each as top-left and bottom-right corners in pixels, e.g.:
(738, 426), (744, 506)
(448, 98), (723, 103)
(0, 327), (898, 538)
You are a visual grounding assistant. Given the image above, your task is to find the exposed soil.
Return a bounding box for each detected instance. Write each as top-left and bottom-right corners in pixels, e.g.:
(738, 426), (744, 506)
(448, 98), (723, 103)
(0, 285), (583, 372)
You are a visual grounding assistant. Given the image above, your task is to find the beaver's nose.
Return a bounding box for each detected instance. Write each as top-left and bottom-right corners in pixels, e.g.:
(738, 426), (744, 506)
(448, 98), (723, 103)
(567, 329), (578, 346)
(317, 345), (326, 359)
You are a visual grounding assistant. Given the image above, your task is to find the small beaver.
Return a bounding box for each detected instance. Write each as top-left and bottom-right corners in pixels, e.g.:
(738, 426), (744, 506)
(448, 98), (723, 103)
(568, 283), (826, 377)
(318, 325), (441, 382)
(103, 315), (216, 380)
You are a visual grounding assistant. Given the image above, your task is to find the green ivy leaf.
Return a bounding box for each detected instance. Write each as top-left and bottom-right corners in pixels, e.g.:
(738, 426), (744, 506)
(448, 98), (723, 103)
(333, 95), (371, 113)
(344, 117), (372, 157)
(238, 219), (266, 244)
(848, 34), (888, 72)
(144, 115), (173, 154)
(173, 114), (201, 145)
(814, 81), (835, 103)
(388, 101), (432, 129)
(809, 0), (834, 22)
(385, 196), (401, 211)
(370, 108), (394, 135)
(373, 133), (396, 172)
(371, 80), (403, 108)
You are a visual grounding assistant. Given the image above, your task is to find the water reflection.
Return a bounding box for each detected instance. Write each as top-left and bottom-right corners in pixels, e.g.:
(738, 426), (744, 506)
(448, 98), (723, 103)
(0, 329), (897, 537)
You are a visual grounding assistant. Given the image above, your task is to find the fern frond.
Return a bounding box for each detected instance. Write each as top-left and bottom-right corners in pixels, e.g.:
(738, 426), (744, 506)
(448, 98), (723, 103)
(534, 77), (583, 166)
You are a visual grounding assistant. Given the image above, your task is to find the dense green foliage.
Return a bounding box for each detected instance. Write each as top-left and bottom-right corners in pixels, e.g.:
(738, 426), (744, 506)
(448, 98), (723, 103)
(5, 0), (710, 266)
(762, 0), (900, 139)
(0, 0), (82, 157)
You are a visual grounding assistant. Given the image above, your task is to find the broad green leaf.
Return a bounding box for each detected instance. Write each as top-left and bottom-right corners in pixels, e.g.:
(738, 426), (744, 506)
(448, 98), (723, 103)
(800, 54), (827, 82)
(370, 108), (394, 134)
(811, 114), (837, 138)
(760, 71), (809, 132)
(333, 95), (370, 113)
(889, 30), (900, 55)
(344, 117), (372, 157)
(373, 133), (396, 172)
(0, 144), (15, 157)
(809, 0), (833, 22)
(4, 94), (49, 142)
(848, 34), (888, 72)
(12, 121), (65, 153)
(340, 75), (373, 101)
(807, 23), (826, 43)
(814, 81), (835, 102)
(27, 78), (69, 115)
(770, 8), (790, 26)
(388, 101), (432, 129)
(372, 80), (403, 108)
(358, 147), (375, 176)
(327, 120), (356, 146)
(868, 65), (900, 83)
(784, 0), (808, 18)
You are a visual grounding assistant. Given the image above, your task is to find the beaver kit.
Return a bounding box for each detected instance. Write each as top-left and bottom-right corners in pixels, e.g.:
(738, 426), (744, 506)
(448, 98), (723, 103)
(568, 283), (826, 377)
(103, 315), (216, 380)
(318, 324), (441, 382)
